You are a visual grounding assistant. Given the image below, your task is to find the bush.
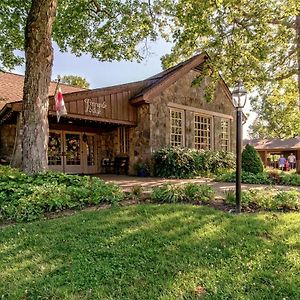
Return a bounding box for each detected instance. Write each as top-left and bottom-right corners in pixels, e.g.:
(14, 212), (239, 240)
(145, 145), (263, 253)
(151, 184), (185, 203)
(183, 183), (215, 203)
(0, 166), (125, 222)
(223, 188), (300, 211)
(242, 144), (264, 174)
(153, 147), (199, 178)
(216, 169), (300, 186)
(153, 147), (235, 178)
(151, 183), (215, 203)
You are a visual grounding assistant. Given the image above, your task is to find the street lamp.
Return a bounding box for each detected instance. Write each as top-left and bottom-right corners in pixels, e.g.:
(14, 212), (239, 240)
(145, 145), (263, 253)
(232, 80), (247, 213)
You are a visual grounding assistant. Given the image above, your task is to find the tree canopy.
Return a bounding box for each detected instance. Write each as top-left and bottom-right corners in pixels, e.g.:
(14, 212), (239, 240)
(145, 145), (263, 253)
(162, 0), (300, 97)
(0, 0), (164, 70)
(59, 75), (90, 89)
(249, 78), (300, 139)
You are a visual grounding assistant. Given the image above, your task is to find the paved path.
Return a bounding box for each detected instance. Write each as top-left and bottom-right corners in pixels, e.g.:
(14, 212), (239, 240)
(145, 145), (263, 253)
(98, 174), (300, 198)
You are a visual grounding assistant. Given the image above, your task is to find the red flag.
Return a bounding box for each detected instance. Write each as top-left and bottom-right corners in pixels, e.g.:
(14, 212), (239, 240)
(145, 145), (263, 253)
(55, 87), (67, 122)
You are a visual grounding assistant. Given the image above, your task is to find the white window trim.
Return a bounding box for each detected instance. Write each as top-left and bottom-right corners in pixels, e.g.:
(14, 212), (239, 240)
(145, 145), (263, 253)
(170, 108), (185, 147)
(118, 127), (129, 154)
(168, 102), (233, 120)
(220, 118), (230, 151)
(194, 113), (213, 150)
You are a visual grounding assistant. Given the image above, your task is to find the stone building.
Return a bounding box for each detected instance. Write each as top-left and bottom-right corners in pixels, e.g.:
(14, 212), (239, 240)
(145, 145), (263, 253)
(0, 53), (236, 174)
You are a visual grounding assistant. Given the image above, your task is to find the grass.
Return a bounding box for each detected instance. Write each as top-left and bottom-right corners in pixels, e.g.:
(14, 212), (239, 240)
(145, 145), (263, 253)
(1, 204), (300, 299)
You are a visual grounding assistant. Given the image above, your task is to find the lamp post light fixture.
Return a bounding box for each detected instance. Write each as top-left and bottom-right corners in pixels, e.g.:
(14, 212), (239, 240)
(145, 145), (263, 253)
(232, 80), (247, 213)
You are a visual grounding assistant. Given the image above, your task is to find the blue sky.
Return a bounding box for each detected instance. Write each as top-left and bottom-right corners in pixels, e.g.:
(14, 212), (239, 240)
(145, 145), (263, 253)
(14, 39), (254, 137)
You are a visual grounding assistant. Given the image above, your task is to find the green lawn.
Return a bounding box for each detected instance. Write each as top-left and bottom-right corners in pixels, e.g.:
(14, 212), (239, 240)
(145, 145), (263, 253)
(1, 204), (300, 300)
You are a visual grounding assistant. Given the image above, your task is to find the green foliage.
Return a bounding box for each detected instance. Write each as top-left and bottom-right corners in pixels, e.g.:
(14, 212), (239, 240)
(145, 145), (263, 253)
(249, 78), (300, 139)
(90, 177), (124, 206)
(151, 183), (215, 203)
(224, 188), (300, 211)
(59, 74), (90, 89)
(151, 184), (185, 203)
(162, 0), (300, 96)
(153, 147), (235, 178)
(0, 0), (165, 69)
(183, 183), (215, 203)
(129, 185), (143, 200)
(0, 166), (124, 222)
(224, 189), (236, 204)
(216, 169), (300, 186)
(242, 144), (264, 174)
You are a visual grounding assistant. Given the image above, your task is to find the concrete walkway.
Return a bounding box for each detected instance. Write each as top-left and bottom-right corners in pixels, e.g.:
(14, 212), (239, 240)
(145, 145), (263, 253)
(98, 174), (300, 198)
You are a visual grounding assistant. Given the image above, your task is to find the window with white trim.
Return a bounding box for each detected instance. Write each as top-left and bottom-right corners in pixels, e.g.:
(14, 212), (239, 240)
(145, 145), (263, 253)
(118, 127), (129, 153)
(170, 109), (184, 146)
(220, 119), (230, 151)
(194, 114), (212, 150)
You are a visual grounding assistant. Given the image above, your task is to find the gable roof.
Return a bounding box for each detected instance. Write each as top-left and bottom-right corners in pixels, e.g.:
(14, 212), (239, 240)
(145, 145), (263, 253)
(0, 53), (235, 115)
(131, 53), (208, 103)
(245, 137), (300, 150)
(0, 71), (86, 110)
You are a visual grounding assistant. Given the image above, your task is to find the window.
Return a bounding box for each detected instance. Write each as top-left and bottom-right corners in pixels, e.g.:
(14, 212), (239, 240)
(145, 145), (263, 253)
(221, 119), (230, 151)
(48, 132), (62, 165)
(170, 109), (184, 146)
(194, 114), (212, 150)
(119, 127), (129, 153)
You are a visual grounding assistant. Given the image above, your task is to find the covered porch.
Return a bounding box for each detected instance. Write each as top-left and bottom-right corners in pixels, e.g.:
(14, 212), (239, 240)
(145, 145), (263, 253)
(0, 84), (140, 174)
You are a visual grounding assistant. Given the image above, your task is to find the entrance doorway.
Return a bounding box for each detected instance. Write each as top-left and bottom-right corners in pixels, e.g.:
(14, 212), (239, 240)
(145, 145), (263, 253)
(48, 130), (97, 174)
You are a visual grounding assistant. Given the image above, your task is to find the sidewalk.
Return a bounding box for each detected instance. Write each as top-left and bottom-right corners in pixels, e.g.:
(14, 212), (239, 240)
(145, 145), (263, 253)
(98, 174), (300, 198)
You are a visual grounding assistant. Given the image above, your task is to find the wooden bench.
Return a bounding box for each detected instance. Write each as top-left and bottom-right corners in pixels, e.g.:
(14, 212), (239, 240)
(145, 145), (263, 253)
(114, 156), (129, 175)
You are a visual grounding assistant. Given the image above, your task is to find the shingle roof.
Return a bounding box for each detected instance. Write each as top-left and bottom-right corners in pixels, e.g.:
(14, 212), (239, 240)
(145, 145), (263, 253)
(0, 71), (86, 110)
(245, 137), (300, 150)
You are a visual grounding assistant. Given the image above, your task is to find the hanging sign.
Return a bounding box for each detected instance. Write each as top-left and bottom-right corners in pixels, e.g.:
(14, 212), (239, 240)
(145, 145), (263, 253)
(84, 98), (107, 116)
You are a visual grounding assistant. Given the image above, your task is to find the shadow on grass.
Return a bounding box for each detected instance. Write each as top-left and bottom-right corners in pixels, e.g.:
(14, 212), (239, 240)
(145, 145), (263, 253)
(0, 204), (300, 299)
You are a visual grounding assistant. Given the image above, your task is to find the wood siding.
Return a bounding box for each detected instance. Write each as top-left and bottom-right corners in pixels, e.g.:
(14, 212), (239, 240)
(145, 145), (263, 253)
(48, 90), (137, 125)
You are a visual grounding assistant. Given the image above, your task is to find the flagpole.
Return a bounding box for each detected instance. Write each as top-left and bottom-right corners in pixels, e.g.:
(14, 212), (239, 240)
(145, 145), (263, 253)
(54, 76), (61, 100)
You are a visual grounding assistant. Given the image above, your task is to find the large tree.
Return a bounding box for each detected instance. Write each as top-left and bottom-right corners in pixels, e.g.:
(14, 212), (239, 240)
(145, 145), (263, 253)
(249, 78), (300, 139)
(0, 0), (163, 174)
(163, 0), (300, 100)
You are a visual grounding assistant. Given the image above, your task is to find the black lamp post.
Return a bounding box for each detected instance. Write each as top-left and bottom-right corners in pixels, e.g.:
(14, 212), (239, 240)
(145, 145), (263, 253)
(232, 80), (247, 213)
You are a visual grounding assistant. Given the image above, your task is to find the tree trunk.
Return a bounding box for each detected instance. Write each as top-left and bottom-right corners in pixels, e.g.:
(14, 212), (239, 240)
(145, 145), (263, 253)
(296, 12), (300, 108)
(22, 0), (57, 174)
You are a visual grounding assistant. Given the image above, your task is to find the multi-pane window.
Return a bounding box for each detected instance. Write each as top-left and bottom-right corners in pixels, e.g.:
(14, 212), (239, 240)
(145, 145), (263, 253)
(48, 132), (62, 165)
(170, 109), (184, 146)
(194, 114), (212, 150)
(221, 119), (230, 151)
(119, 127), (129, 153)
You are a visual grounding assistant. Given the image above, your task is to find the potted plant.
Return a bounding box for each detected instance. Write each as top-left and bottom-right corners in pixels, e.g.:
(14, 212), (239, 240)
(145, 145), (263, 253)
(134, 160), (150, 177)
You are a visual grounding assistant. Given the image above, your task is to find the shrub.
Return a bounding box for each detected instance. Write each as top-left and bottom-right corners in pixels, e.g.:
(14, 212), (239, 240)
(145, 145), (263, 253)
(223, 188), (300, 211)
(151, 184), (185, 203)
(153, 147), (199, 178)
(90, 177), (124, 205)
(274, 189), (300, 210)
(280, 173), (300, 186)
(153, 147), (235, 178)
(242, 144), (264, 174)
(223, 189), (235, 204)
(151, 183), (215, 203)
(183, 183), (215, 203)
(128, 185), (143, 200)
(216, 169), (300, 186)
(0, 166), (125, 222)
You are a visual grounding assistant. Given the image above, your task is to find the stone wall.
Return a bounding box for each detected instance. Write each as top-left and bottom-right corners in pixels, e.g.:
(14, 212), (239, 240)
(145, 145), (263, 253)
(0, 124), (16, 162)
(149, 70), (236, 153)
(128, 104), (151, 174)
